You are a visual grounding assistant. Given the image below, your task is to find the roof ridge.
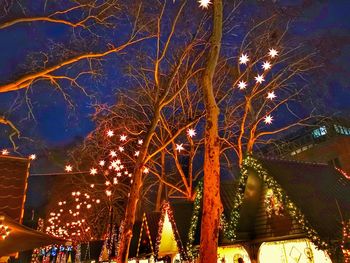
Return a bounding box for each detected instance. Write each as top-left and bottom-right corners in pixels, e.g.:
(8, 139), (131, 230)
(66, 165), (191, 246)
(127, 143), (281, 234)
(257, 156), (329, 167)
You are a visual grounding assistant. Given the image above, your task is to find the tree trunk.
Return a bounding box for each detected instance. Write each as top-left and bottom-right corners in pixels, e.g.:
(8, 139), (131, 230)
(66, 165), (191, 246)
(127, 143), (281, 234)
(117, 110), (161, 263)
(155, 150), (166, 211)
(199, 1), (223, 263)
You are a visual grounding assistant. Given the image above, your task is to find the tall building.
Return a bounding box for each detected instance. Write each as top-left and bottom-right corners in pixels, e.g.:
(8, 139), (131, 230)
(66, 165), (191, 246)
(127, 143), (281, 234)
(260, 118), (350, 174)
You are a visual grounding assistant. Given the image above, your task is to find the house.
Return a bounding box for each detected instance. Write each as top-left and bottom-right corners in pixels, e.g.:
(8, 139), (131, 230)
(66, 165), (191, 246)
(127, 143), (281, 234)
(219, 156), (349, 262)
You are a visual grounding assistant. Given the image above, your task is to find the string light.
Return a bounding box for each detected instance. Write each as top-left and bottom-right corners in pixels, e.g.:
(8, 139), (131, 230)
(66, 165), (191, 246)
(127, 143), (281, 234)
(238, 80), (247, 90)
(239, 53), (249, 65)
(187, 128), (197, 138)
(268, 48), (278, 58)
(198, 0), (211, 9)
(255, 74), (265, 84)
(264, 115), (273, 125)
(65, 165), (73, 172)
(176, 144), (184, 152)
(99, 160), (105, 166)
(107, 130), (114, 137)
(29, 154), (36, 160)
(262, 61), (272, 70)
(1, 149), (9, 155)
(267, 91), (276, 100)
(120, 134), (127, 142)
(90, 168), (97, 175)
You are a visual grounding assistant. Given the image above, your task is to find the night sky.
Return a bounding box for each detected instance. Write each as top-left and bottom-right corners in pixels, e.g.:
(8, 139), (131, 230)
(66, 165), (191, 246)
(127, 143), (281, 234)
(0, 0), (349, 212)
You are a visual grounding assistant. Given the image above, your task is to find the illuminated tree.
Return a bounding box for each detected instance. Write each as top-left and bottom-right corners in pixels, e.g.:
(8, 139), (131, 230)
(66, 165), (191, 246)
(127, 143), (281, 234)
(0, 0), (152, 149)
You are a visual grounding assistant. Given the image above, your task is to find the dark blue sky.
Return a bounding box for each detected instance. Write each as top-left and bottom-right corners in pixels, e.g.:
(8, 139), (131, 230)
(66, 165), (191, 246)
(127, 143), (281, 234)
(0, 0), (349, 163)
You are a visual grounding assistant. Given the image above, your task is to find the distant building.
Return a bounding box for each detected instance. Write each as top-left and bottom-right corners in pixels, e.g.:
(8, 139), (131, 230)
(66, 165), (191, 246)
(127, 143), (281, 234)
(260, 118), (350, 174)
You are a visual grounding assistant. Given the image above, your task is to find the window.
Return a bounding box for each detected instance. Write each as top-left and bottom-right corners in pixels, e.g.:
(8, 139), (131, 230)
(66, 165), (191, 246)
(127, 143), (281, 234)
(334, 124), (350, 136)
(312, 126), (327, 138)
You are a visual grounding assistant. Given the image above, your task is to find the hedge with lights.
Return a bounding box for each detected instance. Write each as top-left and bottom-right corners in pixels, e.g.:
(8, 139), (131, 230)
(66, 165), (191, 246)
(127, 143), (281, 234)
(186, 181), (203, 260)
(226, 155), (330, 252)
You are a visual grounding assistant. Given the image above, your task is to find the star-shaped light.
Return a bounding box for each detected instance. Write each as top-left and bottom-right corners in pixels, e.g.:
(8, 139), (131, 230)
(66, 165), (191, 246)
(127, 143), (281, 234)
(255, 74), (265, 84)
(99, 160), (105, 166)
(143, 167), (149, 174)
(90, 184), (95, 188)
(106, 190), (112, 196)
(262, 61), (271, 70)
(110, 150), (117, 157)
(29, 154), (36, 160)
(90, 168), (97, 175)
(65, 165), (73, 172)
(120, 134), (127, 142)
(176, 143), (184, 152)
(238, 80), (247, 90)
(1, 149), (9, 155)
(119, 146), (124, 152)
(264, 115), (273, 125)
(268, 48), (278, 58)
(239, 53), (249, 65)
(134, 151), (140, 157)
(107, 130), (114, 137)
(187, 128), (196, 138)
(138, 139), (143, 145)
(198, 0), (211, 8)
(267, 91), (276, 100)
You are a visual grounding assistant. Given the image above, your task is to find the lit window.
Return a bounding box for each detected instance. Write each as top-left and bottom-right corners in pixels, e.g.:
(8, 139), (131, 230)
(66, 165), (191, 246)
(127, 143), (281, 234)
(312, 126), (327, 138)
(334, 124), (350, 136)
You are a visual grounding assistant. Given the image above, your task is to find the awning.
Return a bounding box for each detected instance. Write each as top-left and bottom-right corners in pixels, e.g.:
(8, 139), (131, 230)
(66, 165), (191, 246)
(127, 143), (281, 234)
(0, 214), (66, 256)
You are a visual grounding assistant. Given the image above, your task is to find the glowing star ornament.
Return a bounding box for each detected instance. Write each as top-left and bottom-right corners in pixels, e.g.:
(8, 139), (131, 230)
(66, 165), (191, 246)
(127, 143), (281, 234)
(99, 160), (105, 167)
(239, 53), (249, 65)
(65, 165), (73, 172)
(110, 150), (117, 157)
(176, 143), (184, 152)
(198, 0), (211, 8)
(119, 146), (124, 152)
(264, 115), (274, 125)
(187, 128), (197, 138)
(267, 91), (276, 100)
(107, 130), (114, 137)
(143, 167), (149, 174)
(268, 48), (278, 58)
(29, 154), (36, 160)
(134, 151), (140, 157)
(106, 190), (112, 197)
(238, 80), (247, 90)
(262, 61), (272, 70)
(1, 149), (9, 155)
(90, 168), (97, 175)
(138, 139), (143, 145)
(255, 74), (265, 84)
(120, 134), (127, 142)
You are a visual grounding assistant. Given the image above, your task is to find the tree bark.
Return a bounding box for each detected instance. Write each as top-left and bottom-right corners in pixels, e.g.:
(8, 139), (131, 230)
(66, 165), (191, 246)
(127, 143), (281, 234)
(199, 1), (223, 263)
(155, 150), (166, 211)
(117, 109), (161, 263)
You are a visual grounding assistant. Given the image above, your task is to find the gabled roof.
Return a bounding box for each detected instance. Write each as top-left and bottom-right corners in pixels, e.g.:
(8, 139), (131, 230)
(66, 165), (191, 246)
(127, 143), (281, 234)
(257, 157), (350, 240)
(0, 214), (65, 256)
(0, 156), (30, 222)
